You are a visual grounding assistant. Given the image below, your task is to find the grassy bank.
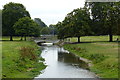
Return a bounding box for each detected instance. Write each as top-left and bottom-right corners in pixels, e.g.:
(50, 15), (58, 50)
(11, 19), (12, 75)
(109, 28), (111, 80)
(2, 37), (46, 78)
(64, 36), (119, 78)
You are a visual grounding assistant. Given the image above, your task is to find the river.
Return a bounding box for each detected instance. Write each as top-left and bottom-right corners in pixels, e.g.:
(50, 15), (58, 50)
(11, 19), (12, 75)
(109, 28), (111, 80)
(34, 43), (97, 78)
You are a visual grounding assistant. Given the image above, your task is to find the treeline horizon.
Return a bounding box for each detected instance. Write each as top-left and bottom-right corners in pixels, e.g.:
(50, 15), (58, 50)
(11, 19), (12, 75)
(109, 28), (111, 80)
(1, 2), (120, 42)
(55, 2), (120, 42)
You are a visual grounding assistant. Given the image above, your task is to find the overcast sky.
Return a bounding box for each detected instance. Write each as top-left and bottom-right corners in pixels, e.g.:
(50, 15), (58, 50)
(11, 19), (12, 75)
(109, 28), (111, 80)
(0, 0), (85, 26)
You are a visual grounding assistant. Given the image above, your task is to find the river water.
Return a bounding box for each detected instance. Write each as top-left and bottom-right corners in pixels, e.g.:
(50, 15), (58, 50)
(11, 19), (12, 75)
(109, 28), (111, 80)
(34, 43), (97, 78)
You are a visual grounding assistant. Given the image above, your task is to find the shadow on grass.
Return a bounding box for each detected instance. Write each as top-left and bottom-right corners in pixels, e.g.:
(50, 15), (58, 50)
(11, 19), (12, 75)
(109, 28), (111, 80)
(68, 41), (120, 44)
(0, 40), (26, 42)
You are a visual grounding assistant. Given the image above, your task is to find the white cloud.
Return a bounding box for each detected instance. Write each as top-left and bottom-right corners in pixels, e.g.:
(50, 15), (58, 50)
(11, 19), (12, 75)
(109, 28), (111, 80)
(0, 0), (85, 25)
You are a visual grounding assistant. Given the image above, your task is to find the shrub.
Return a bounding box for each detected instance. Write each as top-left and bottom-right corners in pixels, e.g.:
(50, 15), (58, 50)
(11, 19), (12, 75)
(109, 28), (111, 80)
(20, 47), (37, 61)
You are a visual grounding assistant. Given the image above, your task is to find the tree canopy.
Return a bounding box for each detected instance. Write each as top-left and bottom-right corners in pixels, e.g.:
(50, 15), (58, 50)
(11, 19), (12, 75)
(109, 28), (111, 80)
(86, 2), (120, 41)
(13, 17), (40, 40)
(34, 18), (47, 28)
(2, 2), (30, 41)
(40, 27), (51, 35)
(56, 7), (92, 42)
(56, 2), (120, 42)
(49, 24), (57, 35)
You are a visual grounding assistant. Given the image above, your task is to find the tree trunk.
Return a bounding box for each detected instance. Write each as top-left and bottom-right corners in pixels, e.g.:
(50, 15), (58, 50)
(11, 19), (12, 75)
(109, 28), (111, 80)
(78, 36), (80, 43)
(20, 36), (23, 41)
(10, 36), (13, 41)
(24, 36), (26, 41)
(109, 34), (113, 42)
(109, 25), (113, 42)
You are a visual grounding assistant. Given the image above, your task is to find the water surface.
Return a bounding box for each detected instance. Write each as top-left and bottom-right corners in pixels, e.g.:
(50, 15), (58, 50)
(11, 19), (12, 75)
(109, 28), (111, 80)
(35, 44), (96, 78)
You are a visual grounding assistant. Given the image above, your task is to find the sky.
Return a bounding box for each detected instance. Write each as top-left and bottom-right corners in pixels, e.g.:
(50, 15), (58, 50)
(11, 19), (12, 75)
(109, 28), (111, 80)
(0, 0), (85, 26)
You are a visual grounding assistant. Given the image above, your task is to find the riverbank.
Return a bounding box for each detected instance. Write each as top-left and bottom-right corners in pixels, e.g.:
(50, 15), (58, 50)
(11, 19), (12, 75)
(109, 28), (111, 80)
(63, 36), (118, 78)
(2, 37), (46, 78)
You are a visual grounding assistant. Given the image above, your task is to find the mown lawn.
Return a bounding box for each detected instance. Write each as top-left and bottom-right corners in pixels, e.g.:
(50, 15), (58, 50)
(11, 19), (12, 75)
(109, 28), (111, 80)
(64, 35), (119, 78)
(1, 36), (31, 41)
(1, 37), (46, 78)
(66, 35), (119, 42)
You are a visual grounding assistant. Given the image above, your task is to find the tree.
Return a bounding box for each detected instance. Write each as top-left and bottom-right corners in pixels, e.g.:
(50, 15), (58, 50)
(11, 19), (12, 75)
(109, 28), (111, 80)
(2, 2), (30, 41)
(87, 2), (120, 42)
(13, 17), (40, 41)
(40, 27), (50, 35)
(34, 18), (47, 28)
(57, 8), (92, 43)
(56, 22), (65, 39)
(70, 8), (92, 42)
(49, 24), (57, 35)
(34, 18), (48, 35)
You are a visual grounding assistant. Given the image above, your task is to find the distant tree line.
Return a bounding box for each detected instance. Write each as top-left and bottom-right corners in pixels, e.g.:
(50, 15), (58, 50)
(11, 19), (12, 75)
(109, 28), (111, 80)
(34, 18), (49, 35)
(55, 2), (120, 42)
(34, 18), (57, 35)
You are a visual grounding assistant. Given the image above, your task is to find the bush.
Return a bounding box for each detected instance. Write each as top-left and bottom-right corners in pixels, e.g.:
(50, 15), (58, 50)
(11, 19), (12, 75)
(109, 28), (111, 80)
(20, 47), (37, 61)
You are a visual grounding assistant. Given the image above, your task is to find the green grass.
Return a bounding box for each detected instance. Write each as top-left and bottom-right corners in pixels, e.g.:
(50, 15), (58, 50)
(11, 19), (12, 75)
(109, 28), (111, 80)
(1, 37), (46, 78)
(65, 35), (119, 42)
(64, 35), (119, 78)
(2, 36), (21, 41)
(1, 36), (31, 41)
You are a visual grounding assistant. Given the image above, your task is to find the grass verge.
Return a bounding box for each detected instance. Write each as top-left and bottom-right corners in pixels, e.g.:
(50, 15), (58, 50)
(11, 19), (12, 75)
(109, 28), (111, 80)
(2, 40), (46, 78)
(63, 36), (118, 78)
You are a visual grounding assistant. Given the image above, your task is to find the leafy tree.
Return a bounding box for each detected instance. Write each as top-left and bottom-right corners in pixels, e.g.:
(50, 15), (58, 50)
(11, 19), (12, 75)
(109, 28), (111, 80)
(70, 8), (92, 42)
(13, 17), (40, 41)
(56, 22), (65, 39)
(34, 18), (48, 35)
(2, 2), (30, 41)
(40, 27), (50, 35)
(34, 18), (47, 28)
(87, 2), (120, 42)
(49, 24), (57, 35)
(57, 8), (92, 42)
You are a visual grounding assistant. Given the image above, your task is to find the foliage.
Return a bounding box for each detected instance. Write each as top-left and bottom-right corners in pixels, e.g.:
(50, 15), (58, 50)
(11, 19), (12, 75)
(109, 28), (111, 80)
(13, 17), (40, 40)
(56, 7), (92, 42)
(49, 24), (57, 35)
(2, 2), (30, 40)
(86, 2), (120, 41)
(34, 18), (52, 35)
(56, 2), (119, 42)
(34, 18), (47, 28)
(34, 18), (57, 35)
(56, 22), (65, 39)
(40, 27), (50, 35)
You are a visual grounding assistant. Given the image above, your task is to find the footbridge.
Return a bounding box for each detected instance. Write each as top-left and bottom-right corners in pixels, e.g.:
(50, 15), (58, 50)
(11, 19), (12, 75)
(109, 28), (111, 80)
(34, 35), (59, 44)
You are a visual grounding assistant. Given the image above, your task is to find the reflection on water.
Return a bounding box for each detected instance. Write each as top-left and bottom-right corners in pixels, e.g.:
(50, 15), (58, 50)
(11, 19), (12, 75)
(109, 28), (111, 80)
(58, 51), (89, 69)
(34, 45), (97, 78)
